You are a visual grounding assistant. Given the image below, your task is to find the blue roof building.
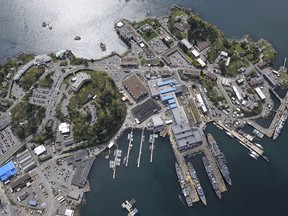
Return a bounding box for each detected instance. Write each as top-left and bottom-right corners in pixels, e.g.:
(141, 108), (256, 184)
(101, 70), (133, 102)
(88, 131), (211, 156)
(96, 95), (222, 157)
(0, 161), (17, 182)
(160, 87), (177, 95)
(29, 199), (37, 207)
(157, 80), (174, 87)
(170, 104), (177, 109)
(168, 99), (175, 104)
(161, 94), (174, 102)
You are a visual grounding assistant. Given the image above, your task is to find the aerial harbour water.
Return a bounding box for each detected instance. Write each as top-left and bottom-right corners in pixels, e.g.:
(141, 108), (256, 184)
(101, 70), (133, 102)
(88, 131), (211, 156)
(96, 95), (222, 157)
(1, 1), (288, 216)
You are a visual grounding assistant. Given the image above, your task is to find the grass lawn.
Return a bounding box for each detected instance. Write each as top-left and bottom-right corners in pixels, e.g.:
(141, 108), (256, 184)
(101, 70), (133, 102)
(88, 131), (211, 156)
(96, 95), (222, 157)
(171, 8), (188, 17)
(232, 43), (245, 54)
(20, 67), (45, 91)
(141, 30), (158, 42)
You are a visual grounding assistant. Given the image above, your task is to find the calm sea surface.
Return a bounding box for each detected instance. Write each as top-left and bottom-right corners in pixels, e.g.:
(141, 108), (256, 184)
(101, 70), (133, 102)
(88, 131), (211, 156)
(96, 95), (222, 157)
(1, 1), (288, 215)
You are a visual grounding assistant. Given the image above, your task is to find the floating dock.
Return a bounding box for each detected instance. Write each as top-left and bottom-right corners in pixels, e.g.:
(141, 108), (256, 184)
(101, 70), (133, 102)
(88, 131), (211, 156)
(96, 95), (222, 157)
(121, 199), (138, 216)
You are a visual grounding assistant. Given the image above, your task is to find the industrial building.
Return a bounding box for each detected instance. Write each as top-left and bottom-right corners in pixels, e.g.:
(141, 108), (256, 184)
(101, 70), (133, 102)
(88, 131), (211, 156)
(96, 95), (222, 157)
(9, 173), (32, 192)
(16, 149), (37, 173)
(152, 115), (164, 132)
(63, 138), (75, 147)
(147, 77), (182, 98)
(191, 49), (200, 58)
(13, 62), (34, 83)
(120, 57), (139, 67)
(255, 87), (266, 100)
(34, 145), (47, 156)
(172, 106), (188, 125)
(123, 75), (148, 102)
(263, 71), (279, 87)
(172, 123), (202, 151)
(66, 150), (94, 188)
(59, 122), (70, 134)
(180, 39), (193, 50)
(195, 94), (208, 114)
(72, 72), (91, 92)
(131, 98), (161, 123)
(197, 58), (206, 67)
(232, 85), (243, 102)
(0, 161), (17, 182)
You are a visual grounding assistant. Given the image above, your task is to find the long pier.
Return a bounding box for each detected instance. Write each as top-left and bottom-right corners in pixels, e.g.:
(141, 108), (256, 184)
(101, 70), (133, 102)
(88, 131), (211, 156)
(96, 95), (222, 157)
(167, 127), (200, 203)
(125, 128), (134, 167)
(217, 121), (264, 155)
(137, 128), (145, 167)
(149, 132), (155, 163)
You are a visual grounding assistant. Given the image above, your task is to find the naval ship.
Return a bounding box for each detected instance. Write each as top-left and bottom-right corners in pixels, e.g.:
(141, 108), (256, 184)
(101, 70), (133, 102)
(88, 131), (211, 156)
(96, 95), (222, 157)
(187, 162), (207, 206)
(175, 162), (193, 207)
(273, 111), (288, 140)
(202, 156), (221, 199)
(207, 133), (232, 186)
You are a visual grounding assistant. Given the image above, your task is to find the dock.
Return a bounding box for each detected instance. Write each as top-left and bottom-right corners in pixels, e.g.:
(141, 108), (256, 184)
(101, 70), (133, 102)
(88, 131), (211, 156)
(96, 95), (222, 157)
(217, 121), (264, 156)
(125, 128), (134, 167)
(137, 128), (145, 167)
(149, 132), (155, 163)
(121, 199), (138, 216)
(167, 127), (200, 203)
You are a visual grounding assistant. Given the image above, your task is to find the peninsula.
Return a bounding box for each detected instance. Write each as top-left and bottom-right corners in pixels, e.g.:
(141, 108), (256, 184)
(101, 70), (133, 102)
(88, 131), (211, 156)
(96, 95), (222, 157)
(0, 6), (287, 216)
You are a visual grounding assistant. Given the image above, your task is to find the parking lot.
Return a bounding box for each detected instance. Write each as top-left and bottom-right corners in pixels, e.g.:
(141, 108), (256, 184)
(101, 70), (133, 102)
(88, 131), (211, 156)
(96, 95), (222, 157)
(29, 88), (51, 106)
(0, 126), (19, 156)
(149, 36), (169, 54)
(169, 51), (190, 67)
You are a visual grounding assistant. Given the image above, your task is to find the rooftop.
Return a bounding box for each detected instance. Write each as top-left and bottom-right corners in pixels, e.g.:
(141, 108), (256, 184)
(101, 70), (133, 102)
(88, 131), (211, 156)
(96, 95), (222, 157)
(123, 75), (148, 102)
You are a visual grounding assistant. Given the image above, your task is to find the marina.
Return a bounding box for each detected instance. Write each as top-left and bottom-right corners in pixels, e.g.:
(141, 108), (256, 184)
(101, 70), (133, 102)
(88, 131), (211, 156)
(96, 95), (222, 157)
(149, 133), (157, 163)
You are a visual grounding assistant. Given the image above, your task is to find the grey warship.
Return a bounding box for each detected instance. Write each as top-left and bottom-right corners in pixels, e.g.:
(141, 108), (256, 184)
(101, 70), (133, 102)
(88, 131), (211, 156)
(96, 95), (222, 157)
(207, 133), (232, 186)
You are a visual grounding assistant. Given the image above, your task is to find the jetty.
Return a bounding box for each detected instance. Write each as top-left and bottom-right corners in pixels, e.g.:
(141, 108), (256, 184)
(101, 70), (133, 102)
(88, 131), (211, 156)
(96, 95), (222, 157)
(167, 127), (200, 203)
(137, 128), (145, 167)
(125, 128), (134, 167)
(217, 121), (264, 156)
(121, 199), (138, 216)
(149, 132), (156, 163)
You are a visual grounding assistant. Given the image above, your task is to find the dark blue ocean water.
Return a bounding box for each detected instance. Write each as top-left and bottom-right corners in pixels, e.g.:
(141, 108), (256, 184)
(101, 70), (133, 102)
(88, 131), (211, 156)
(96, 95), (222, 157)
(1, 0), (288, 67)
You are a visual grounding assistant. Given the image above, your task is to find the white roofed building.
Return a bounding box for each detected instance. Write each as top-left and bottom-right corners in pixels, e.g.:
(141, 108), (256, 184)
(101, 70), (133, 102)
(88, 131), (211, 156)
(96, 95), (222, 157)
(191, 49), (200, 58)
(65, 209), (74, 216)
(34, 145), (46, 156)
(255, 87), (266, 100)
(59, 122), (70, 134)
(197, 58), (206, 67)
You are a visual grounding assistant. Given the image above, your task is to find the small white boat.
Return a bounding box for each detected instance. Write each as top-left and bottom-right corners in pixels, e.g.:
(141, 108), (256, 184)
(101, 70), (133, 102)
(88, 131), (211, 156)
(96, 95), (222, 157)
(248, 152), (258, 160)
(225, 131), (234, 138)
(255, 143), (264, 150)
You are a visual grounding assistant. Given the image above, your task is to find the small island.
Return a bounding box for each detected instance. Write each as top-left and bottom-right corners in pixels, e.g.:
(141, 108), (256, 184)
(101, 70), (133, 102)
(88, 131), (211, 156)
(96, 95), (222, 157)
(0, 6), (287, 216)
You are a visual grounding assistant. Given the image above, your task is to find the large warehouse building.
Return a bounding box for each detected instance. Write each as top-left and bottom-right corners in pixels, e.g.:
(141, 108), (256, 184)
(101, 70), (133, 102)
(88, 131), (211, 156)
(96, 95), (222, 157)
(123, 75), (148, 102)
(0, 161), (17, 182)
